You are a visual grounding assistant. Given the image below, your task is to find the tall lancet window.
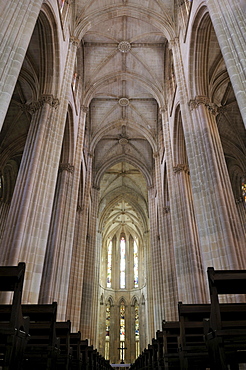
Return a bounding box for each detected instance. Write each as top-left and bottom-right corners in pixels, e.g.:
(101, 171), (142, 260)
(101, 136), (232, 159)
(105, 300), (111, 360)
(107, 241), (112, 288)
(134, 240), (138, 287)
(242, 180), (246, 205)
(119, 301), (126, 362)
(135, 301), (140, 358)
(120, 237), (126, 289)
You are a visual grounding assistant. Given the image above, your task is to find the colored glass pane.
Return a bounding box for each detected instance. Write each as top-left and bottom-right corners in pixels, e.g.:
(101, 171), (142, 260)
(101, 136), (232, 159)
(120, 237), (126, 289)
(105, 302), (110, 359)
(135, 302), (140, 358)
(242, 181), (246, 204)
(107, 241), (112, 287)
(134, 240), (138, 287)
(120, 302), (125, 341)
(120, 302), (125, 362)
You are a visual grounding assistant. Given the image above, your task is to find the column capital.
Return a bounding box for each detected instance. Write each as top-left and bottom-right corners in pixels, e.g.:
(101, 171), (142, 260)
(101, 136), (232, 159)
(153, 151), (159, 158)
(82, 105), (89, 113)
(169, 37), (179, 48)
(59, 163), (74, 173)
(77, 205), (83, 213)
(70, 36), (80, 47)
(163, 206), (170, 214)
(173, 164), (189, 174)
(19, 94), (60, 114)
(159, 106), (167, 114)
(189, 96), (219, 115)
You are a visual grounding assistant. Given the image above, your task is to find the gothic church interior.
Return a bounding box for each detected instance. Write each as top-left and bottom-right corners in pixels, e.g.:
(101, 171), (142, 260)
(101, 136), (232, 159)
(0, 0), (245, 366)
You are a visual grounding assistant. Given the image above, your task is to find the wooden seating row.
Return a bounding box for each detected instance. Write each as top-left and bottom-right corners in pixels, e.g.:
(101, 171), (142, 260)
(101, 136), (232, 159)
(130, 267), (246, 370)
(0, 263), (112, 370)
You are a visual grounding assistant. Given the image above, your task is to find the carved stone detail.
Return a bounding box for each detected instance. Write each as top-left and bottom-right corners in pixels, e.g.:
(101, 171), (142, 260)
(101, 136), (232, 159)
(77, 205), (83, 213)
(20, 95), (60, 114)
(189, 96), (219, 115)
(173, 164), (189, 174)
(119, 97), (129, 106)
(119, 137), (129, 145)
(59, 163), (74, 173)
(82, 105), (89, 113)
(118, 41), (131, 53)
(41, 94), (60, 108)
(235, 197), (244, 204)
(70, 36), (80, 47)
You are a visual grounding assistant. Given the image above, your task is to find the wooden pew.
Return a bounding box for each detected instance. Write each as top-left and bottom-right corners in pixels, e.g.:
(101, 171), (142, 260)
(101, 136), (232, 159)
(178, 302), (211, 370)
(69, 331), (82, 370)
(56, 320), (72, 369)
(156, 330), (164, 370)
(21, 302), (59, 370)
(151, 338), (158, 369)
(206, 267), (246, 370)
(162, 321), (180, 369)
(0, 262), (29, 370)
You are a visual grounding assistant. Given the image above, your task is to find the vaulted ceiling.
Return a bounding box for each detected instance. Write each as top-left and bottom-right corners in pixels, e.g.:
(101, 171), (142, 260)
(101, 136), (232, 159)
(78, 1), (173, 241)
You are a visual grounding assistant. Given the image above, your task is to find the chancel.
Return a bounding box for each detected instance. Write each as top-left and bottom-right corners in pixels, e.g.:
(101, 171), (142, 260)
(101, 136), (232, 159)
(0, 0), (245, 369)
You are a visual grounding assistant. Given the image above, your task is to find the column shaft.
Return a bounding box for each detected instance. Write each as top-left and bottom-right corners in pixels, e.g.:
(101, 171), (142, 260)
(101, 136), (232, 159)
(0, 0), (43, 127)
(206, 0), (246, 127)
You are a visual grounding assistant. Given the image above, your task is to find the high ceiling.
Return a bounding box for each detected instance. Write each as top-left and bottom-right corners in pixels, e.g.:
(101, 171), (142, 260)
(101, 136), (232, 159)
(78, 1), (173, 240)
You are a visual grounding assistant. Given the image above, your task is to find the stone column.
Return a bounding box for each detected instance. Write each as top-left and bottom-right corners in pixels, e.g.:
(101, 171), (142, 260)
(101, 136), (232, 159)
(148, 185), (165, 333)
(0, 35), (80, 304)
(0, 0), (43, 128)
(142, 231), (153, 346)
(160, 108), (207, 305)
(0, 95), (60, 303)
(97, 296), (106, 356)
(171, 37), (246, 277)
(236, 198), (246, 237)
(39, 106), (86, 321)
(188, 97), (246, 269)
(206, 0), (246, 127)
(153, 149), (179, 320)
(80, 185), (100, 345)
(109, 302), (118, 363)
(66, 151), (93, 332)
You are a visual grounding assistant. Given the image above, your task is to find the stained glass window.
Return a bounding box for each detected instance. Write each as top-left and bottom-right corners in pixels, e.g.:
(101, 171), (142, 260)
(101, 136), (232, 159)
(107, 241), (112, 288)
(134, 240), (138, 287)
(120, 237), (126, 289)
(0, 176), (2, 200)
(105, 301), (110, 360)
(135, 302), (140, 358)
(242, 181), (246, 204)
(120, 302), (125, 362)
